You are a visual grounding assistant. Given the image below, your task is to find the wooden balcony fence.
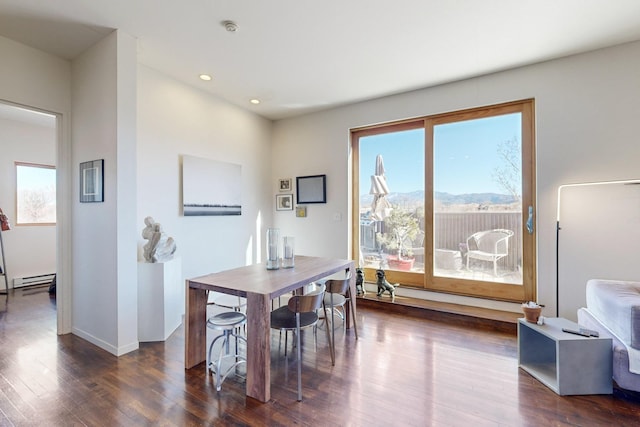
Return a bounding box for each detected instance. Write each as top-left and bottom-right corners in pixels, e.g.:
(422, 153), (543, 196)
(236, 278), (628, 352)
(361, 211), (523, 272)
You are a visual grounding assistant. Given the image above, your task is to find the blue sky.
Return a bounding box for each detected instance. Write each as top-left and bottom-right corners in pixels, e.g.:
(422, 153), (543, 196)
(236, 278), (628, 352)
(359, 113), (521, 196)
(16, 164), (56, 190)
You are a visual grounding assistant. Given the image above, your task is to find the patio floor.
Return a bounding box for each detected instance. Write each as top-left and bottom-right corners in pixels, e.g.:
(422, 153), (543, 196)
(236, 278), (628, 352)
(361, 251), (523, 285)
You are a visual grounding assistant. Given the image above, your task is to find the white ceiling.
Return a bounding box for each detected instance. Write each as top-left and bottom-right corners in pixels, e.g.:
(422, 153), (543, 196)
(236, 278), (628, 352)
(1, 1), (640, 120)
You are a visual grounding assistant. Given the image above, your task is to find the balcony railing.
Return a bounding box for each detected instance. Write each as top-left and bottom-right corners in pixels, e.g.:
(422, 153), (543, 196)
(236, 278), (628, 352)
(360, 211), (522, 273)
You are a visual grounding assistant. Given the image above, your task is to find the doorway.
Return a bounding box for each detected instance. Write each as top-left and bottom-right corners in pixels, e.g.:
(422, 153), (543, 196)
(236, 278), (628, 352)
(0, 101), (59, 328)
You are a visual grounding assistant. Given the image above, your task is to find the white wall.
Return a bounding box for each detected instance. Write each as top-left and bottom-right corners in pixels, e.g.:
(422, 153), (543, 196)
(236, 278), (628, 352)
(115, 32), (139, 351)
(0, 36), (71, 113)
(271, 114), (352, 260)
(71, 30), (139, 355)
(0, 116), (56, 284)
(272, 40), (640, 315)
(558, 182), (640, 320)
(136, 65), (273, 281)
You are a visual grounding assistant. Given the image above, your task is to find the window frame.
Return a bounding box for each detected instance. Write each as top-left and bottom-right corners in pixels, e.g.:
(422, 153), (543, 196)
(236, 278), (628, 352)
(351, 99), (536, 303)
(15, 161), (57, 226)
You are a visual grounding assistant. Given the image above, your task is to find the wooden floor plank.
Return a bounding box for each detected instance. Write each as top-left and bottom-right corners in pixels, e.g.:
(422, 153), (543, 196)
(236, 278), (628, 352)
(0, 288), (639, 426)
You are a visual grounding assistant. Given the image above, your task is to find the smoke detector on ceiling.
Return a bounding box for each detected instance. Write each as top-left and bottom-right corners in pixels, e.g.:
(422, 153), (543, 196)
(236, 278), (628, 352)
(222, 20), (238, 32)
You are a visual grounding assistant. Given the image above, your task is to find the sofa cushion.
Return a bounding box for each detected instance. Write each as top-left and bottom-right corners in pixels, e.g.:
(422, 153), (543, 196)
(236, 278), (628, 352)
(586, 279), (640, 350)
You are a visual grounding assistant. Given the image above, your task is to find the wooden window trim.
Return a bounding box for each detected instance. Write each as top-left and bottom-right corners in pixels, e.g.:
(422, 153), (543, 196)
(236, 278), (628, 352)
(351, 99), (536, 303)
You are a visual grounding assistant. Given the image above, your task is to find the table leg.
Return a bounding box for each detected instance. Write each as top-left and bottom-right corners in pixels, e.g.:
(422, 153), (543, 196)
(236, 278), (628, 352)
(245, 292), (271, 402)
(185, 283), (208, 369)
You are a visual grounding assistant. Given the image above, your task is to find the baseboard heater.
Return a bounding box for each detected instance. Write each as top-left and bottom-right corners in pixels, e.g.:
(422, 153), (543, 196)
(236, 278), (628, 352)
(13, 273), (55, 288)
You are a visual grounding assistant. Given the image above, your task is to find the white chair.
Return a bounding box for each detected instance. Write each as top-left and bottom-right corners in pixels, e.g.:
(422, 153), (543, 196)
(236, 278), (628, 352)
(466, 229), (514, 276)
(207, 292), (246, 312)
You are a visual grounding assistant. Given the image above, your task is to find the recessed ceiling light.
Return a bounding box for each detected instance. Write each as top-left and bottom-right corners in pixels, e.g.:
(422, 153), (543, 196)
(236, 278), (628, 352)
(199, 74), (212, 81)
(250, 99), (260, 105)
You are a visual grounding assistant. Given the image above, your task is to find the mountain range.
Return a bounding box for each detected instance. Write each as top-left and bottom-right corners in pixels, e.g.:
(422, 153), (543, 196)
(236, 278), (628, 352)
(360, 191), (518, 206)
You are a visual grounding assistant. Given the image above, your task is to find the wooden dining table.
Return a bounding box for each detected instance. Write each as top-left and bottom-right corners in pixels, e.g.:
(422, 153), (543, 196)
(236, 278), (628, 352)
(184, 255), (355, 402)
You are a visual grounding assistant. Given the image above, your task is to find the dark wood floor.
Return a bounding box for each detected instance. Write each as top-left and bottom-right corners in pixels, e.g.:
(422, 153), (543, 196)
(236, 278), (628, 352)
(0, 286), (639, 426)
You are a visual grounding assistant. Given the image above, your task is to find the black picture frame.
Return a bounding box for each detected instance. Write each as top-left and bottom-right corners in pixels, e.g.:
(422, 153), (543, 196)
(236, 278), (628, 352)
(296, 174), (326, 204)
(80, 159), (104, 203)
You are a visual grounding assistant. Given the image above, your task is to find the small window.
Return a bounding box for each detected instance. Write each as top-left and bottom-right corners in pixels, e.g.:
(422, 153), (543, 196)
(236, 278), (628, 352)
(15, 162), (56, 225)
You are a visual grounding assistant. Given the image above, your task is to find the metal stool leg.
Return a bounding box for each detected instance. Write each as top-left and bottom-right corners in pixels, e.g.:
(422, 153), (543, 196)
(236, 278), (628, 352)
(208, 329), (247, 391)
(207, 311), (247, 391)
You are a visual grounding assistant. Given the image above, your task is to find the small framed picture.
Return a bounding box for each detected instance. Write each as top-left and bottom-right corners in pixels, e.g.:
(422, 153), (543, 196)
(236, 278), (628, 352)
(276, 194), (293, 211)
(279, 178), (292, 192)
(80, 159), (104, 203)
(296, 206), (307, 218)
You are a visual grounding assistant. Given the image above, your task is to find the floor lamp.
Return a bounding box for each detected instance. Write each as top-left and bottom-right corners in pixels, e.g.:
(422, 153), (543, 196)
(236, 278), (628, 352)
(556, 179), (640, 317)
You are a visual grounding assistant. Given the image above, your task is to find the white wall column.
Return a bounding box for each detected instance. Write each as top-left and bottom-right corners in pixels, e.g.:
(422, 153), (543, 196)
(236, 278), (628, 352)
(71, 30), (139, 355)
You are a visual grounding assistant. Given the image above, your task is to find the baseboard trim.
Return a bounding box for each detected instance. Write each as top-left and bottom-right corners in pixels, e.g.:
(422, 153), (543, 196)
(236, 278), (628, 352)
(357, 293), (519, 335)
(71, 327), (140, 356)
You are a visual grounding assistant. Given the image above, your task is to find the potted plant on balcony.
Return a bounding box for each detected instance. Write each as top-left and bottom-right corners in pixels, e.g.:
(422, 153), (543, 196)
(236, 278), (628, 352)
(376, 209), (420, 271)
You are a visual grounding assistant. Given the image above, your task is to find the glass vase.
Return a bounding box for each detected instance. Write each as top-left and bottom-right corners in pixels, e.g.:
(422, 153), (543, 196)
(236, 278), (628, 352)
(282, 236), (295, 268)
(266, 228), (280, 270)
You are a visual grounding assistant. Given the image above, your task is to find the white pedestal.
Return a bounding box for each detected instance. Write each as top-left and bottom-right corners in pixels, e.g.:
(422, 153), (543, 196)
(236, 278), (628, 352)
(138, 257), (183, 342)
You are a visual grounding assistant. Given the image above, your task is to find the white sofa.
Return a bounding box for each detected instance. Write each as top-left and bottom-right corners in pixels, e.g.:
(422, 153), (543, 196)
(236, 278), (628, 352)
(577, 279), (640, 392)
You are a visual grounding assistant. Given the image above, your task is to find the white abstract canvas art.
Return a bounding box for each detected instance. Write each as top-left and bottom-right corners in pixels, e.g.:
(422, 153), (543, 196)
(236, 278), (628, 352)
(182, 155), (242, 216)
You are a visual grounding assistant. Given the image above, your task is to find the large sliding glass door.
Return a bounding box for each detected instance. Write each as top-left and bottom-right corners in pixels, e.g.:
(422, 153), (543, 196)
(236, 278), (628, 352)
(354, 120), (425, 287)
(353, 100), (536, 302)
(432, 113), (524, 285)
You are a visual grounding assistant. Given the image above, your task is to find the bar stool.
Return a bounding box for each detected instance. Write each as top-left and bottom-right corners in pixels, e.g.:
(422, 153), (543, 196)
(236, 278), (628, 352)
(208, 292), (247, 334)
(207, 311), (247, 391)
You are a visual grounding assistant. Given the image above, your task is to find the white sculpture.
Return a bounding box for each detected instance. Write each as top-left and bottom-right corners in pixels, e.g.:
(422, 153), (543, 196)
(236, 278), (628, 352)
(142, 216), (177, 263)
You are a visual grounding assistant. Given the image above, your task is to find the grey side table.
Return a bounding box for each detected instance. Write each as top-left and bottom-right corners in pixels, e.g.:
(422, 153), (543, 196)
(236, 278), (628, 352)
(518, 317), (612, 395)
